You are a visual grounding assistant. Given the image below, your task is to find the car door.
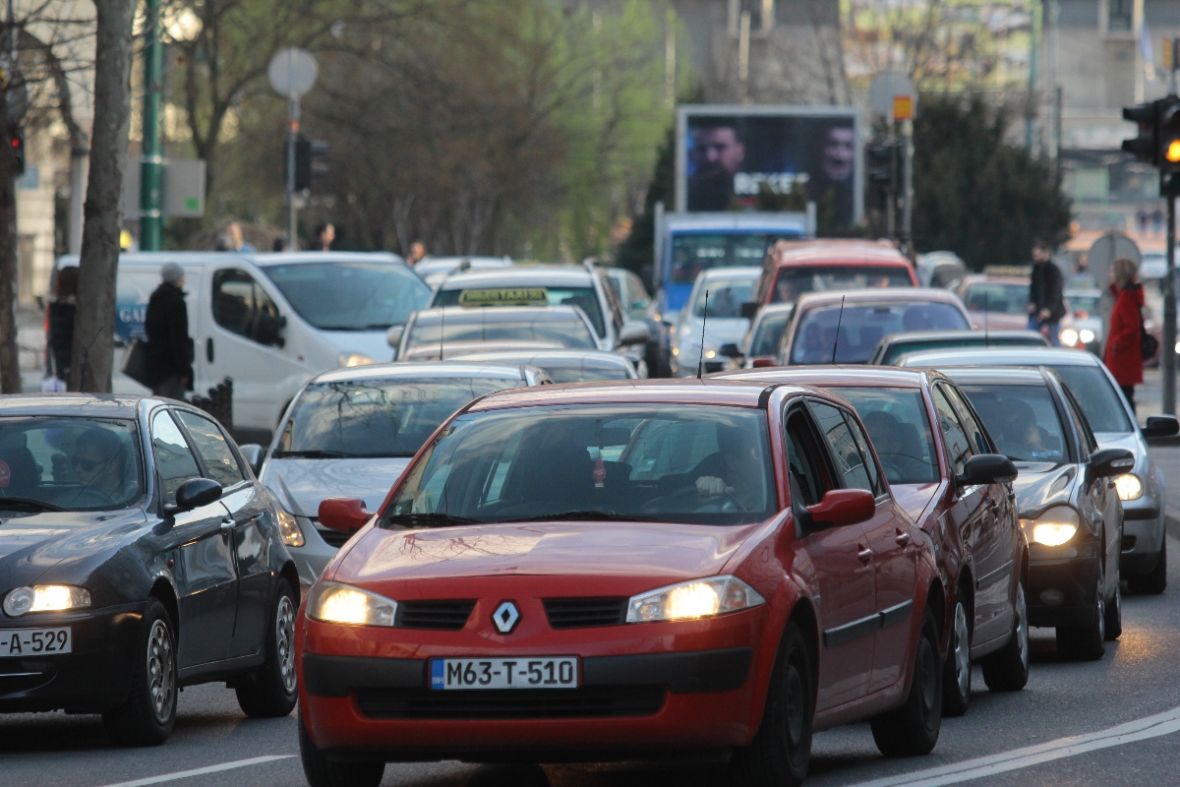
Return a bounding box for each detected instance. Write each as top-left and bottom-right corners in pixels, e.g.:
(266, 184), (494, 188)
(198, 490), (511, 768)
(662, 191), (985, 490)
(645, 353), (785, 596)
(809, 399), (917, 693)
(941, 382), (1016, 644)
(151, 408), (237, 667)
(784, 404), (875, 710)
(1060, 385), (1122, 587)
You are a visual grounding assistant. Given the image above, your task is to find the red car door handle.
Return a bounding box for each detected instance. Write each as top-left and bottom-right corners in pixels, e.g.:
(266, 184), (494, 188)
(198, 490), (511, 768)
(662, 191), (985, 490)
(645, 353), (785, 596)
(895, 530), (911, 547)
(857, 546), (873, 563)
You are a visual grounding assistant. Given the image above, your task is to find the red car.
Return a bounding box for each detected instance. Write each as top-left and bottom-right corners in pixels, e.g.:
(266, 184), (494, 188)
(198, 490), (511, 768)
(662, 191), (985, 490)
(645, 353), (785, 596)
(297, 381), (946, 786)
(750, 239), (918, 308)
(719, 367), (1030, 716)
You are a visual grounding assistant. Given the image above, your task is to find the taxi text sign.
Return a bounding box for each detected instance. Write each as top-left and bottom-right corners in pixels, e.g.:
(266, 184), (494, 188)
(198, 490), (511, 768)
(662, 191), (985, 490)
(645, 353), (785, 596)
(458, 288), (548, 307)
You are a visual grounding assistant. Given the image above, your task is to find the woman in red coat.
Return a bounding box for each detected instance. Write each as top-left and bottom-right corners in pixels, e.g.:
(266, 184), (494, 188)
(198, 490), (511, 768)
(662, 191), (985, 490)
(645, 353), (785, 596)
(1103, 257), (1145, 413)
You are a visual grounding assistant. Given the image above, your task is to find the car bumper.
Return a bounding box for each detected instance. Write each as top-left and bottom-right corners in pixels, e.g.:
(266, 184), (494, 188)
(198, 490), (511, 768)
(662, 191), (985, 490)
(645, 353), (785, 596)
(0, 601), (145, 713)
(1026, 541), (1101, 628)
(298, 606), (769, 761)
(1120, 501), (1165, 575)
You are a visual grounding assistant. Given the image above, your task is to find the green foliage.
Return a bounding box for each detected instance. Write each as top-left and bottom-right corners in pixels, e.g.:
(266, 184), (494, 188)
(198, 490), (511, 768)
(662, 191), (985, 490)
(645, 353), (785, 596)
(614, 125), (676, 283)
(913, 93), (1070, 270)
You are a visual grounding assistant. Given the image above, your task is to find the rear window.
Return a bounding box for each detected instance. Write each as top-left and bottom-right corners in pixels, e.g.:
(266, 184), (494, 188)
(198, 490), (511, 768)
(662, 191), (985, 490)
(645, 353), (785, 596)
(691, 277), (757, 318)
(833, 387), (939, 484)
(791, 302), (970, 364)
(434, 286), (605, 337)
(770, 264), (914, 303)
(1049, 364), (1134, 433)
(958, 383), (1068, 464)
(882, 334), (1047, 364)
(405, 313), (596, 351)
(750, 312), (791, 356)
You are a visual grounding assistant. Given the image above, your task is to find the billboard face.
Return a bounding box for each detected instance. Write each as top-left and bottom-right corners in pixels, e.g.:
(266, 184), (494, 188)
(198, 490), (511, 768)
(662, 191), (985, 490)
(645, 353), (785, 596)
(677, 107), (861, 231)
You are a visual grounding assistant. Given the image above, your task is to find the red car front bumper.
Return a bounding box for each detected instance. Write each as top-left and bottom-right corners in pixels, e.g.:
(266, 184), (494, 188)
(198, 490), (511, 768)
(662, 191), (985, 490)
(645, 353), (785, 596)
(297, 598), (774, 762)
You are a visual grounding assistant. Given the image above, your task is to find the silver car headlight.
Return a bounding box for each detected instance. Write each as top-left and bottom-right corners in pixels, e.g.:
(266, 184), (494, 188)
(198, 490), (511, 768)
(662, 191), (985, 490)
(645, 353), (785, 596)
(307, 581), (397, 626)
(626, 576), (765, 623)
(337, 352), (378, 368)
(276, 509), (305, 548)
(3, 585), (92, 617)
(1020, 505), (1080, 547)
(1115, 473), (1143, 502)
(1079, 328), (1096, 344)
(1059, 327), (1079, 346)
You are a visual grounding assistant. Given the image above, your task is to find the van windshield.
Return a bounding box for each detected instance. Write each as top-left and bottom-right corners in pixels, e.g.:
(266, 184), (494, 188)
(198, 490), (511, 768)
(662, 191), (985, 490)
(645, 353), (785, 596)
(261, 262), (430, 331)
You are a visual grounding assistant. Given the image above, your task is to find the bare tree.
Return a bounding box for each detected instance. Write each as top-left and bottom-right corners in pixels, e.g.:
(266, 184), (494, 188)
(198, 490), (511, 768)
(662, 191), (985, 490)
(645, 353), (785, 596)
(0, 83), (17, 393)
(69, 0), (133, 393)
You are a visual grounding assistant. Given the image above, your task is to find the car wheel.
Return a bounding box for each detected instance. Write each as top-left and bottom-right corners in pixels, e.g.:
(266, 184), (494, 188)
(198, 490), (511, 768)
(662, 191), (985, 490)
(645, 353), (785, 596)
(870, 607), (941, 757)
(299, 712), (385, 787)
(941, 598), (971, 717)
(102, 598), (177, 746)
(732, 622), (813, 787)
(1104, 573), (1122, 641)
(236, 581), (298, 718)
(981, 576), (1029, 692)
(1130, 536), (1167, 595)
(1056, 564), (1106, 661)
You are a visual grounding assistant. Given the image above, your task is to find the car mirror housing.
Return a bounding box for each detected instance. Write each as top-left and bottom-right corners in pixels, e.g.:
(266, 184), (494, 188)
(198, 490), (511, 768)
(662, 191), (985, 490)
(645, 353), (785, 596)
(386, 324), (405, 350)
(238, 443), (263, 475)
(751, 357), (776, 368)
(170, 477), (223, 514)
(618, 320), (651, 347)
(718, 342), (742, 359)
(956, 453), (1018, 487)
(1089, 447), (1136, 479)
(740, 302), (759, 320)
(319, 498), (373, 534)
(1142, 415), (1180, 444)
(804, 489), (875, 530)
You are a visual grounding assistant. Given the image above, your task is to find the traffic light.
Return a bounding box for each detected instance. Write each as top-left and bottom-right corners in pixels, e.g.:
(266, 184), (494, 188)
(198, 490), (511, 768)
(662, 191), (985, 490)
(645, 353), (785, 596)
(1160, 99), (1180, 173)
(1122, 100), (1160, 165)
(8, 125), (24, 177)
(285, 135), (330, 191)
(867, 140), (900, 185)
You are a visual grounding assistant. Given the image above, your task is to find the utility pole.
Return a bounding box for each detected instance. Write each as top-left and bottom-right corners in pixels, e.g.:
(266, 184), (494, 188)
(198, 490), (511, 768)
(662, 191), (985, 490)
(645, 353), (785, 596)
(139, 0), (163, 251)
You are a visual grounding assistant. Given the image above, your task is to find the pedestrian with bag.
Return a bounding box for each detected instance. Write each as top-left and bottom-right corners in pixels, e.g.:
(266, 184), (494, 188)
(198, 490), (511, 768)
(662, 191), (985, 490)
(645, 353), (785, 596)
(144, 263), (193, 400)
(1104, 257), (1148, 413)
(1027, 239), (1066, 345)
(45, 266), (78, 390)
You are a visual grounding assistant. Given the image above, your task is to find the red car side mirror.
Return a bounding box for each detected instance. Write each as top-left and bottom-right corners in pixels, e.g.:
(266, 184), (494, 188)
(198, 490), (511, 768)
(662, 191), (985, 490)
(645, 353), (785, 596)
(805, 489), (875, 529)
(751, 357), (776, 368)
(318, 498), (373, 534)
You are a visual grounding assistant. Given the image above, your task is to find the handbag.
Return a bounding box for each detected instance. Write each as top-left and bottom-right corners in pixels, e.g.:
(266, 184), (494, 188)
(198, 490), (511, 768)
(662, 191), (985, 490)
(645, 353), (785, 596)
(1140, 310), (1159, 361)
(121, 338), (153, 388)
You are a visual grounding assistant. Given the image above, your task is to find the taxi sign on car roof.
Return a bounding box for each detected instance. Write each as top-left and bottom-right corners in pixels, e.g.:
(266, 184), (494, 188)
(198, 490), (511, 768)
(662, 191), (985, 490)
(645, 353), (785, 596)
(458, 288), (548, 307)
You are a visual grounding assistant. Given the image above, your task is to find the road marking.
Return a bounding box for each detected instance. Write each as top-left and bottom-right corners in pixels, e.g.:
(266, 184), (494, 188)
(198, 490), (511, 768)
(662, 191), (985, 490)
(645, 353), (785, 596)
(98, 755), (294, 787)
(846, 705), (1180, 787)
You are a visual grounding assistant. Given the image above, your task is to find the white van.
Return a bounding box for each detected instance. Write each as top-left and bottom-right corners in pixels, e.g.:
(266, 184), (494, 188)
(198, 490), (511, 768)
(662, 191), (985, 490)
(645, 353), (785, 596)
(52, 251), (431, 441)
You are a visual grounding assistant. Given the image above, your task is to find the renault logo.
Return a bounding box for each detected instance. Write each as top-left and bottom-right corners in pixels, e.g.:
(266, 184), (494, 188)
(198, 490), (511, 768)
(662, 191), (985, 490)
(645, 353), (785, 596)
(491, 600), (520, 634)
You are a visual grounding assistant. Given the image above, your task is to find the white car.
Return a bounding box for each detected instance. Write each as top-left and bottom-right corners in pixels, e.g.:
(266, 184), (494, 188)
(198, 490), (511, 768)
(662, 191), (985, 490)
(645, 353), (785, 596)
(415, 256), (514, 289)
(450, 348), (640, 382)
(391, 305), (598, 361)
(670, 266), (761, 376)
(252, 361), (550, 587)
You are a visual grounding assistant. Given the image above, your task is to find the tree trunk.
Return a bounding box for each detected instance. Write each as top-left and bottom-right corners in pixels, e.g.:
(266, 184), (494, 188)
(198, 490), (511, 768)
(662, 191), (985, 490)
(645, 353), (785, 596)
(69, 0), (134, 393)
(0, 84), (19, 395)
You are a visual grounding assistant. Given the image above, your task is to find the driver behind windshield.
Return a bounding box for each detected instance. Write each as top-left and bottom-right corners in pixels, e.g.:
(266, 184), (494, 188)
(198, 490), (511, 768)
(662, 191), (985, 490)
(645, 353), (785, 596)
(70, 428), (129, 504)
(694, 424), (766, 512)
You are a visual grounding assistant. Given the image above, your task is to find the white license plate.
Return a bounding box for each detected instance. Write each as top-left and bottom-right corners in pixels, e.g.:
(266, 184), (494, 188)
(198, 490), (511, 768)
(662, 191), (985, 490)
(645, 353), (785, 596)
(430, 656), (579, 690)
(0, 627), (71, 657)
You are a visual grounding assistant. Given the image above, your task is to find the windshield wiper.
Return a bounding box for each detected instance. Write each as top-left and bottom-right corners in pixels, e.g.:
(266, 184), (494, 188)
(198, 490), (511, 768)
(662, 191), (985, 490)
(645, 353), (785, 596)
(385, 512), (482, 528)
(0, 497), (63, 512)
(514, 510), (654, 523)
(272, 449), (357, 459)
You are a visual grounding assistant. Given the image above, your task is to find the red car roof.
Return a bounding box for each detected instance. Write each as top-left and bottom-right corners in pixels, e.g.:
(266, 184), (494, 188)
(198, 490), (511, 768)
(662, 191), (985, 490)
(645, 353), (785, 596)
(770, 239), (912, 267)
(464, 379), (811, 412)
(716, 366), (933, 389)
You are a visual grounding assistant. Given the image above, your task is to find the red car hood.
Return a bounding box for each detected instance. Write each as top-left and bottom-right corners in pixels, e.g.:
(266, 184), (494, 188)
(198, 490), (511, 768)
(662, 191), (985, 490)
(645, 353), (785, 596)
(335, 520), (764, 590)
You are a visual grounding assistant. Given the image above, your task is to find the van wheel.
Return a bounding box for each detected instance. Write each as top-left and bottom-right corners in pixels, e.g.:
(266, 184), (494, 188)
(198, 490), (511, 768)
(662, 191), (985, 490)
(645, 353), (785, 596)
(981, 577), (1029, 691)
(941, 598), (971, 717)
(236, 582), (298, 717)
(300, 713), (385, 787)
(732, 622), (813, 787)
(102, 599), (177, 746)
(871, 607), (941, 757)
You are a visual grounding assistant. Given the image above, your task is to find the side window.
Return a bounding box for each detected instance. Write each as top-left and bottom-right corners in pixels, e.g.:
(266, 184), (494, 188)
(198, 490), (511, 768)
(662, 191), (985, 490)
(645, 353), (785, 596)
(174, 410), (246, 488)
(213, 269), (282, 345)
(943, 384), (992, 456)
(598, 274), (624, 332)
(810, 401), (876, 494)
(152, 411), (201, 506)
(842, 410), (884, 496)
(1062, 386), (1097, 458)
(784, 409), (832, 507)
(933, 386), (975, 476)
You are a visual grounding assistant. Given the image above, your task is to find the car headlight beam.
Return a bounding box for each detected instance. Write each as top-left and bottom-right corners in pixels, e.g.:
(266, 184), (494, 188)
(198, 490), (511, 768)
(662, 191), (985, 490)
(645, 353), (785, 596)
(307, 581), (397, 626)
(1059, 327), (1079, 346)
(1020, 505), (1081, 547)
(337, 352), (378, 368)
(3, 585), (92, 617)
(1115, 473), (1143, 502)
(1079, 328), (1096, 344)
(626, 576), (764, 623)
(276, 509), (305, 548)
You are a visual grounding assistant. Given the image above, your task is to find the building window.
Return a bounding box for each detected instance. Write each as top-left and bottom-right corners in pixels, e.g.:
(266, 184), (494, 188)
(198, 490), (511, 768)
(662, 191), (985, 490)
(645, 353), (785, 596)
(1107, 0), (1132, 33)
(729, 0), (776, 36)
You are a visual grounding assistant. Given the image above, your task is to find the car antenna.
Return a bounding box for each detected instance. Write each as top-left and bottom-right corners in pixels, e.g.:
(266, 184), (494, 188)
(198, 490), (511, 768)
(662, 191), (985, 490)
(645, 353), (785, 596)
(696, 289), (710, 379)
(830, 295), (847, 364)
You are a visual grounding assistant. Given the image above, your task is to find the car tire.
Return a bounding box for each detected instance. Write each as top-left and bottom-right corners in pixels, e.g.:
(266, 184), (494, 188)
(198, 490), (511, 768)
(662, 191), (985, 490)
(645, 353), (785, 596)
(732, 622), (813, 787)
(870, 607), (941, 757)
(1056, 564), (1106, 661)
(1130, 537), (1167, 595)
(299, 712), (385, 787)
(235, 581), (298, 718)
(102, 598), (177, 746)
(941, 597), (971, 717)
(981, 576), (1029, 692)
(1104, 573), (1122, 641)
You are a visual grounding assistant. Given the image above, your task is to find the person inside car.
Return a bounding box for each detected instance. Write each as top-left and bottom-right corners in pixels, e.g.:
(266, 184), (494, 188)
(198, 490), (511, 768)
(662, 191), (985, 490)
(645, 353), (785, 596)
(69, 428), (131, 505)
(693, 424), (766, 512)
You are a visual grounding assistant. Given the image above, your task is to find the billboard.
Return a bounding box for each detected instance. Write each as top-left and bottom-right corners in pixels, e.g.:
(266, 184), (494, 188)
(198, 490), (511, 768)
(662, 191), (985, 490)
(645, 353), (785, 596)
(676, 105), (862, 232)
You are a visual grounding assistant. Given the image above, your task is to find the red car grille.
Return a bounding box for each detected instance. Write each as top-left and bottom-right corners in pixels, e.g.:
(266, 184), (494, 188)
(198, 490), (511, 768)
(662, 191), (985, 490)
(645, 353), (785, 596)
(396, 600), (476, 630)
(354, 687), (666, 719)
(543, 597), (628, 629)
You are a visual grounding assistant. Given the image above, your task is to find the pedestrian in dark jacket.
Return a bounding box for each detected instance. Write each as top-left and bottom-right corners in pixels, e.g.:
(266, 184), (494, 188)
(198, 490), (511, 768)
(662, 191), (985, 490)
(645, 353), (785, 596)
(1027, 240), (1066, 345)
(144, 263), (193, 400)
(1104, 257), (1145, 413)
(47, 265), (79, 381)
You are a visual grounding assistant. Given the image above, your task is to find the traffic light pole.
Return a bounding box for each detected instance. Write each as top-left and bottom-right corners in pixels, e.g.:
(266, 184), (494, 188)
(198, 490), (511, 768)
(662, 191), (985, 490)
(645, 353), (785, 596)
(1165, 190), (1176, 415)
(139, 0), (163, 251)
(286, 95), (300, 249)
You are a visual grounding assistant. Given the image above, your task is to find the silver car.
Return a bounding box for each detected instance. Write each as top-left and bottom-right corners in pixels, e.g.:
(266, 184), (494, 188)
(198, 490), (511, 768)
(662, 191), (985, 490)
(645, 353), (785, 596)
(898, 347), (1180, 593)
(253, 362), (550, 587)
(449, 348), (639, 382)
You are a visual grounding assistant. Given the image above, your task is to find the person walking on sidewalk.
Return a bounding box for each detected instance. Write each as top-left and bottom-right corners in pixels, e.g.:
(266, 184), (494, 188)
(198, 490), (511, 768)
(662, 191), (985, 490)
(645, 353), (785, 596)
(1104, 257), (1145, 414)
(144, 263), (193, 400)
(1027, 239), (1066, 345)
(46, 266), (79, 384)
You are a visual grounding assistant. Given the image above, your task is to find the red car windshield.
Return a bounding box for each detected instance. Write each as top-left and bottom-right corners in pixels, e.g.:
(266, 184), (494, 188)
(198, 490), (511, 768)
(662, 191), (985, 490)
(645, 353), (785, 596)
(770, 265), (914, 302)
(386, 405), (776, 526)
